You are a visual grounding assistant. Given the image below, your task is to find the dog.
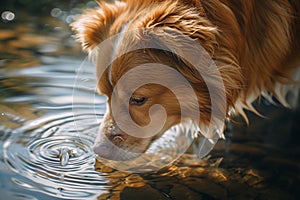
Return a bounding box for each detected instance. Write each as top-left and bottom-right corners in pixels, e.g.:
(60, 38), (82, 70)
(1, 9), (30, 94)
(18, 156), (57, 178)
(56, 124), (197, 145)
(71, 0), (300, 161)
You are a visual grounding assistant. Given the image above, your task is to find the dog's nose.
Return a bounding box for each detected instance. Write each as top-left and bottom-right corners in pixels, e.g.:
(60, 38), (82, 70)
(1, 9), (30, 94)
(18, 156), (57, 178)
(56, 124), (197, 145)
(93, 144), (111, 158)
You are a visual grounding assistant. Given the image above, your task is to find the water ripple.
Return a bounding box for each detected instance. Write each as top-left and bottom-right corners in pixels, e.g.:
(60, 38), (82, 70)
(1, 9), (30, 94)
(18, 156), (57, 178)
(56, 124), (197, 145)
(4, 132), (107, 199)
(2, 101), (107, 199)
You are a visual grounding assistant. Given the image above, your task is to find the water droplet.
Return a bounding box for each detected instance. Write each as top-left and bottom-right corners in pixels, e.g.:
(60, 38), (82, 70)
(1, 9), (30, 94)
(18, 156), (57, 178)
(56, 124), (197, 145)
(59, 173), (65, 179)
(69, 149), (79, 157)
(59, 148), (70, 166)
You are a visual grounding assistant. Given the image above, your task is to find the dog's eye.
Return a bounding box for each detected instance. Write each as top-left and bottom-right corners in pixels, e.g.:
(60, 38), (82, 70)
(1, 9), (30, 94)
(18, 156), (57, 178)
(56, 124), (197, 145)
(129, 96), (147, 106)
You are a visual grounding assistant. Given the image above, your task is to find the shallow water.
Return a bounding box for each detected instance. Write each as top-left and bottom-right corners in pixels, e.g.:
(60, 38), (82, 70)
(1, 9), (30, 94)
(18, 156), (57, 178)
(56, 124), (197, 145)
(1, 2), (300, 200)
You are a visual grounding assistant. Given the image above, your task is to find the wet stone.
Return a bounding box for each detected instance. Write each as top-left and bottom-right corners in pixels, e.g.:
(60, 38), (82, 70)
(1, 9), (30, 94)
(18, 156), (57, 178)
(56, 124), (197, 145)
(169, 183), (202, 200)
(242, 169), (264, 187)
(124, 174), (145, 188)
(120, 184), (168, 200)
(188, 167), (207, 177)
(208, 168), (229, 183)
(182, 177), (227, 199)
(223, 181), (256, 199)
(151, 176), (176, 195)
(94, 165), (114, 173)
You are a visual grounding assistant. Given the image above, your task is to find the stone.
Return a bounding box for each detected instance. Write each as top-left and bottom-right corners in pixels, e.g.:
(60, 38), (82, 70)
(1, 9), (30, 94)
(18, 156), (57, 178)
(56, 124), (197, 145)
(121, 184), (168, 200)
(183, 177), (227, 199)
(169, 183), (202, 200)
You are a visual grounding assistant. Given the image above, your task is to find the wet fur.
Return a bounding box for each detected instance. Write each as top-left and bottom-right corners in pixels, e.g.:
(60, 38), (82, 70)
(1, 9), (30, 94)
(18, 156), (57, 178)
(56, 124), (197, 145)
(71, 0), (300, 159)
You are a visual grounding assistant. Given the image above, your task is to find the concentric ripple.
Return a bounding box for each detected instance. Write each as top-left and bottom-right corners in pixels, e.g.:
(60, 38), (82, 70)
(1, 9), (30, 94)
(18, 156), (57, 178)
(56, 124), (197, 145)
(1, 59), (108, 199)
(27, 136), (94, 171)
(3, 117), (107, 199)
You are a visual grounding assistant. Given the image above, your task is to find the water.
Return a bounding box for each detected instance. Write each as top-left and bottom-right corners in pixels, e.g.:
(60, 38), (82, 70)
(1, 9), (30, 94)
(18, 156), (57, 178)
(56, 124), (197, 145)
(0, 56), (107, 199)
(1, 2), (300, 200)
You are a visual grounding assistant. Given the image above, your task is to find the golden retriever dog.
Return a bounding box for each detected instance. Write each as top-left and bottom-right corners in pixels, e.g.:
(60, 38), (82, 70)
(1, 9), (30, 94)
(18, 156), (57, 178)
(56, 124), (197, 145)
(71, 0), (300, 160)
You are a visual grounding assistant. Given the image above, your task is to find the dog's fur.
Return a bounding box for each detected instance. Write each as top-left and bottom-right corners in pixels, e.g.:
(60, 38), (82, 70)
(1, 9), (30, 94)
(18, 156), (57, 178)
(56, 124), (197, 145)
(72, 0), (300, 160)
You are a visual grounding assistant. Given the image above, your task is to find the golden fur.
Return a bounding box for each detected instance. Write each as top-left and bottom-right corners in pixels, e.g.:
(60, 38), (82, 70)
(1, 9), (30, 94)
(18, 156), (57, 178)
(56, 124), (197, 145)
(71, 0), (300, 160)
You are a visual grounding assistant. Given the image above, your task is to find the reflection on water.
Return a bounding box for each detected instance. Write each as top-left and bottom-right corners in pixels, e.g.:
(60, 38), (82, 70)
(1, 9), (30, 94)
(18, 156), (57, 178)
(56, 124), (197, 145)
(0, 1), (299, 199)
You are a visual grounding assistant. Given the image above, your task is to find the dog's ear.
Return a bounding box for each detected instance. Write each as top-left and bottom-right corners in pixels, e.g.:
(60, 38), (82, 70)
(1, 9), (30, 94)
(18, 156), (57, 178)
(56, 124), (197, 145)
(137, 1), (218, 55)
(70, 1), (126, 52)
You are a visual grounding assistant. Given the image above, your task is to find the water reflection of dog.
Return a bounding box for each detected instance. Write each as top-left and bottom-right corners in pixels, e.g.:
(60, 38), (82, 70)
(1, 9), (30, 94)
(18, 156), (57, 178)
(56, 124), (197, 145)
(71, 0), (300, 160)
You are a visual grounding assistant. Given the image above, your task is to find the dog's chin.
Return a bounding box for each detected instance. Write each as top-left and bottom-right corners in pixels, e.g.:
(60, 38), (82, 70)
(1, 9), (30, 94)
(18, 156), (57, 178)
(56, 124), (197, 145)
(92, 134), (150, 161)
(93, 142), (141, 161)
(92, 121), (201, 161)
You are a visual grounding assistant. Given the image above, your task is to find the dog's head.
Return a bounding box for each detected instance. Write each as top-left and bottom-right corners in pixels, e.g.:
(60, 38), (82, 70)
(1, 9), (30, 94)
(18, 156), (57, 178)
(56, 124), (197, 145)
(71, 0), (241, 160)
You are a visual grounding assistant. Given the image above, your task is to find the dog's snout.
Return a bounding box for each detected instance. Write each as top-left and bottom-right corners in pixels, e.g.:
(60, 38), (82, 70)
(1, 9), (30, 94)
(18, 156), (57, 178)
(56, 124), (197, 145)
(93, 120), (126, 158)
(106, 121), (123, 136)
(104, 121), (126, 144)
(93, 144), (111, 158)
